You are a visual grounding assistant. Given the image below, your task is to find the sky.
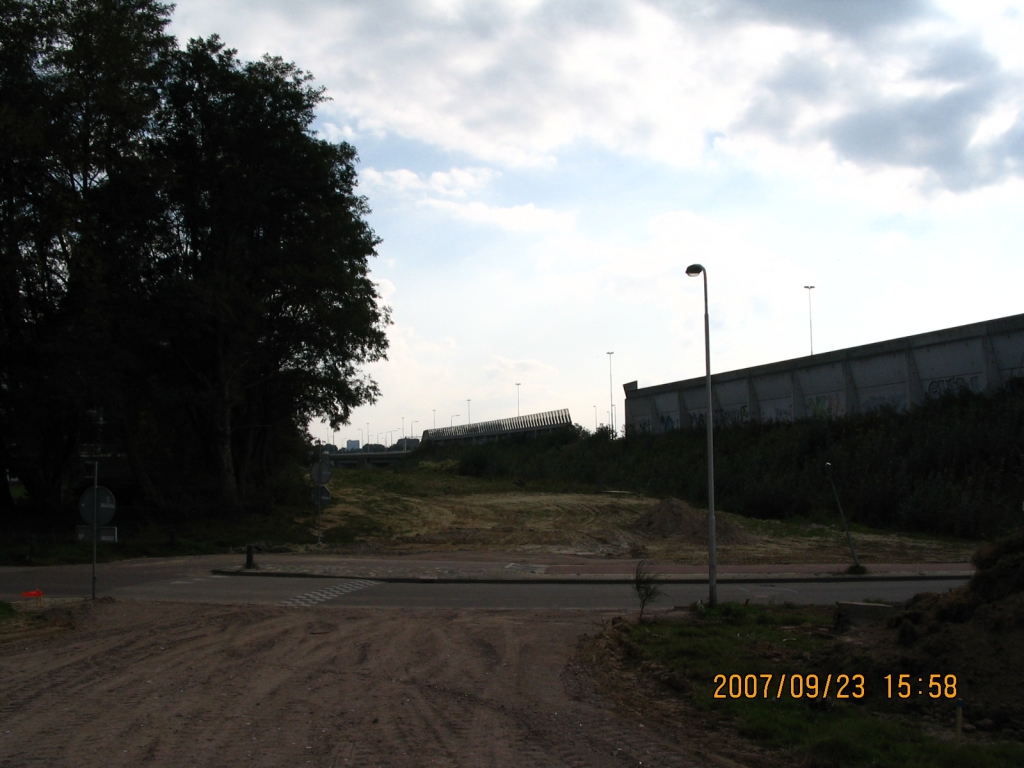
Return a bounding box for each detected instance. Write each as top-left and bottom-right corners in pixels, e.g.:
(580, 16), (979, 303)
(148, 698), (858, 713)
(169, 0), (1024, 447)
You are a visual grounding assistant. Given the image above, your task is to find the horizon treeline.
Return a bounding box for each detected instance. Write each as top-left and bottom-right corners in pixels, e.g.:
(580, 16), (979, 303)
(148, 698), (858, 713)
(0, 0), (390, 519)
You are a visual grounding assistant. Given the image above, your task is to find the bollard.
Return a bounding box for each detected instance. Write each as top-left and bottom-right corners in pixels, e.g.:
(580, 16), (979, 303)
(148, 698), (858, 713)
(245, 544), (255, 570)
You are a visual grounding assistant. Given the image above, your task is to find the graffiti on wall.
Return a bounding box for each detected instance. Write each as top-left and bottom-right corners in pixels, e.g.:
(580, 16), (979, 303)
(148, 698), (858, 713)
(807, 391), (844, 419)
(926, 375), (980, 397)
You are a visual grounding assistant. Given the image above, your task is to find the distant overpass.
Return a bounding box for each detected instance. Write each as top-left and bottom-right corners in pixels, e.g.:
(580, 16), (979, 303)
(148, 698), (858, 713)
(625, 311), (1024, 434)
(421, 409), (573, 445)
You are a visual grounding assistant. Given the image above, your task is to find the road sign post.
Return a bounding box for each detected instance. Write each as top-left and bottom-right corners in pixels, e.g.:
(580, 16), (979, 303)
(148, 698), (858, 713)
(79, 463), (115, 600)
(311, 454), (332, 547)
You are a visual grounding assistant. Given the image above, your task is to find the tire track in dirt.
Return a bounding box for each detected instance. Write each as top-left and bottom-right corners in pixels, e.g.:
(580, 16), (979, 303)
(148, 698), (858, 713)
(1, 601), (731, 767)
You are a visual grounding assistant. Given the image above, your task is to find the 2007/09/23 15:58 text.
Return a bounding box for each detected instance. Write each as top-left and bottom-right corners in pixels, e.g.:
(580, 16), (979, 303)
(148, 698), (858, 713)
(713, 673), (958, 700)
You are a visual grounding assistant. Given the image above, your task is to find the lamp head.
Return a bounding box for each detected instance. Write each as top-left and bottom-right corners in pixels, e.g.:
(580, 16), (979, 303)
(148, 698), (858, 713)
(686, 263), (705, 277)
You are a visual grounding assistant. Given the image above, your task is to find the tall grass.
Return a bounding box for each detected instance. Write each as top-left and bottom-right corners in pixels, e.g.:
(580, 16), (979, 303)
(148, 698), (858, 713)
(410, 383), (1024, 538)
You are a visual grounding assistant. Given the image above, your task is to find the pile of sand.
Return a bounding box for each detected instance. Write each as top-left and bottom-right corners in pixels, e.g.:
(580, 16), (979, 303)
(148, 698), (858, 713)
(633, 498), (752, 545)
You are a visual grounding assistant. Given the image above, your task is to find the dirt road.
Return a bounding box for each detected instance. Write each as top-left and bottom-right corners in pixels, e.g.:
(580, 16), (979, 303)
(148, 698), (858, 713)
(1, 601), (719, 768)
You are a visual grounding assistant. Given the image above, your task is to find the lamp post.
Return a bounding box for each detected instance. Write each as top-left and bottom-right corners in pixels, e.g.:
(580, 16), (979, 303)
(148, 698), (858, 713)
(357, 428), (362, 448)
(451, 414), (459, 427)
(433, 410), (436, 429)
(593, 405), (597, 432)
(607, 352), (614, 435)
(686, 263), (717, 608)
(804, 285), (815, 355)
(516, 383), (521, 417)
(467, 399), (471, 425)
(411, 421), (418, 441)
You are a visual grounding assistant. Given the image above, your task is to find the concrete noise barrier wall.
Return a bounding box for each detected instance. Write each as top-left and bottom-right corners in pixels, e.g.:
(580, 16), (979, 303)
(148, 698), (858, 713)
(624, 312), (1024, 434)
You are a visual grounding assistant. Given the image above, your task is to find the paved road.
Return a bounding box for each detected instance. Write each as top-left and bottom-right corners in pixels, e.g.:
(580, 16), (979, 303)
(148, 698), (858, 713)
(0, 557), (968, 609)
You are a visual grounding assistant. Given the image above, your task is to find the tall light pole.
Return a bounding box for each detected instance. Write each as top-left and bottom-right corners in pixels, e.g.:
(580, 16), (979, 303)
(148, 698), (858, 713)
(607, 352), (614, 435)
(432, 410), (436, 429)
(686, 263), (717, 608)
(516, 383), (521, 417)
(467, 399), (471, 425)
(593, 405), (597, 432)
(804, 285), (815, 355)
(401, 416), (405, 440)
(411, 421), (418, 441)
(357, 428), (362, 448)
(451, 414), (459, 427)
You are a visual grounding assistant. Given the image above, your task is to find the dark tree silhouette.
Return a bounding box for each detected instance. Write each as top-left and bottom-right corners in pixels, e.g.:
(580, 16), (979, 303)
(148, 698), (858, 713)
(1, 0), (389, 515)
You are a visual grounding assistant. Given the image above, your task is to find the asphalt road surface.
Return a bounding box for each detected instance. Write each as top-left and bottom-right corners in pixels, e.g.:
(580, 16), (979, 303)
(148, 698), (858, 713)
(0, 557), (969, 609)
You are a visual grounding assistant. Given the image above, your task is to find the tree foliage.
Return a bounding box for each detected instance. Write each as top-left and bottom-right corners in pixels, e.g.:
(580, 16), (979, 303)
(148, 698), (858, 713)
(1, 0), (389, 516)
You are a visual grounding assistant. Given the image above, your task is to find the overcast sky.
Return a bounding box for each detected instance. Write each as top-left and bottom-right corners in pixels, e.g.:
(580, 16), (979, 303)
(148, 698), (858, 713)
(170, 0), (1024, 446)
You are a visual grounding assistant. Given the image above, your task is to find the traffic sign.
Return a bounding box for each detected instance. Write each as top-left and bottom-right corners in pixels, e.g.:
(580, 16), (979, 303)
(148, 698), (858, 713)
(79, 486), (116, 526)
(310, 462), (332, 485)
(76, 526), (118, 543)
(310, 486), (331, 505)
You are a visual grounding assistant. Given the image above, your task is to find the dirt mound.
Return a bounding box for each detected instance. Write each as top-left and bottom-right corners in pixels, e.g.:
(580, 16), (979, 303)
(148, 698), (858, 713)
(633, 498), (752, 545)
(816, 528), (1024, 736)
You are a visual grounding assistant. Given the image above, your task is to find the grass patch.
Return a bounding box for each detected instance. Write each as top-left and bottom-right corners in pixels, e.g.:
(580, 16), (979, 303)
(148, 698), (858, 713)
(625, 603), (1024, 767)
(322, 513), (386, 544)
(330, 465), (519, 498)
(0, 600), (17, 623)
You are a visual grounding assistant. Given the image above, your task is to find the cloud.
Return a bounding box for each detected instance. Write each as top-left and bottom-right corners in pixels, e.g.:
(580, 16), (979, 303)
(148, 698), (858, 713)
(420, 199), (576, 232)
(483, 355), (560, 380)
(663, 0), (936, 41)
(171, 0), (1024, 192)
(734, 23), (1024, 190)
(361, 166), (499, 197)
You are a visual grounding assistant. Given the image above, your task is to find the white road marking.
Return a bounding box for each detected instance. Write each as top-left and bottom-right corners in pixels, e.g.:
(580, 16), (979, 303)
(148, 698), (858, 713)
(279, 580), (381, 607)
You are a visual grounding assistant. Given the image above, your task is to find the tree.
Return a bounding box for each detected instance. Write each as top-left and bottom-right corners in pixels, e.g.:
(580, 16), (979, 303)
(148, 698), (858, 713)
(1, 2), (389, 514)
(150, 37), (389, 505)
(0, 0), (175, 512)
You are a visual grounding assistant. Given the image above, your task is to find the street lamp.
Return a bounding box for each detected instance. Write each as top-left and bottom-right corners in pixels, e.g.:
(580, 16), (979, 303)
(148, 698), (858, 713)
(593, 405), (597, 432)
(433, 410), (436, 429)
(607, 352), (614, 435)
(686, 262), (717, 608)
(804, 285), (815, 355)
(451, 414), (459, 427)
(411, 421), (418, 442)
(516, 383), (521, 417)
(467, 399), (471, 425)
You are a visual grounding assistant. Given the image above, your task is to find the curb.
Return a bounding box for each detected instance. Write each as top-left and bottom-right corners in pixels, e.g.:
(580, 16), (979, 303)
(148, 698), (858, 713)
(211, 568), (974, 586)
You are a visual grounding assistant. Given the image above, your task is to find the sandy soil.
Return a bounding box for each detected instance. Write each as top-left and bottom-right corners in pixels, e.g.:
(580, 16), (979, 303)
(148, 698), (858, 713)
(0, 601), (748, 768)
(313, 490), (976, 565)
